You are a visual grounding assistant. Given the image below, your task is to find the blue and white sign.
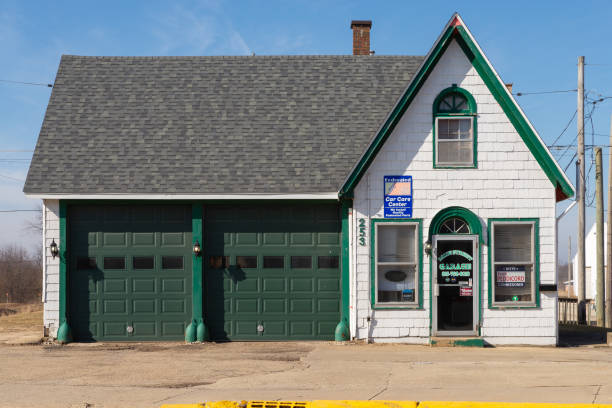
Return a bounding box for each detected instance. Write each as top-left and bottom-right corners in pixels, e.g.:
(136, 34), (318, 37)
(383, 175), (413, 218)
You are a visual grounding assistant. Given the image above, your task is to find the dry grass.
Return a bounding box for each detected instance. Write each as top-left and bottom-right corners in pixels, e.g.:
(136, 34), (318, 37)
(0, 303), (43, 333)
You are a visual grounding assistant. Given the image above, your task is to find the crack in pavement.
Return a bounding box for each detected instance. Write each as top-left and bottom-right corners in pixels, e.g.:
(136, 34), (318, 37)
(368, 372), (391, 400)
(593, 385), (602, 403)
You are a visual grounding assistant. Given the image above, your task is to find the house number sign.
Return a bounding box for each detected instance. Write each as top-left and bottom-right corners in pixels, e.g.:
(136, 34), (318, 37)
(358, 218), (366, 246)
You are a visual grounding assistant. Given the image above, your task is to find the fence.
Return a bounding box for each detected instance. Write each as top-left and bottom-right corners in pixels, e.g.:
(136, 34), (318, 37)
(558, 297), (597, 325)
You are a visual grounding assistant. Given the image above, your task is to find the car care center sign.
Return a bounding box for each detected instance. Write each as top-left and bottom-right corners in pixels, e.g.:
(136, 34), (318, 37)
(384, 176), (412, 218)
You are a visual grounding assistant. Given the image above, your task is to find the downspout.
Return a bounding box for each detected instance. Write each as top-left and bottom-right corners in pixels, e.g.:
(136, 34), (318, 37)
(335, 199), (351, 341)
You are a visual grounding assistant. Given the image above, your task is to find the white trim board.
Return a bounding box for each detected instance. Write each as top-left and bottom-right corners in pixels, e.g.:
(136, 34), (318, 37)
(25, 193), (340, 200)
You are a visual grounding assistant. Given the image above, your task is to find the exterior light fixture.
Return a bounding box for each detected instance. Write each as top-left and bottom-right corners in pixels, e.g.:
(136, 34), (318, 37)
(50, 239), (59, 259)
(193, 240), (201, 257)
(424, 240), (432, 256)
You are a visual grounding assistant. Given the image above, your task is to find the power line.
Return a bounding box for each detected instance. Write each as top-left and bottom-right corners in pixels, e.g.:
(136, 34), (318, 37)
(550, 110), (577, 147)
(0, 174), (24, 182)
(0, 209), (39, 213)
(513, 89), (576, 96)
(0, 79), (52, 88)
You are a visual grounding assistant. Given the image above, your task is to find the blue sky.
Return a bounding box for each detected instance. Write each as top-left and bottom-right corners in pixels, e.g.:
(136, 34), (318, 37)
(1, 0), (612, 262)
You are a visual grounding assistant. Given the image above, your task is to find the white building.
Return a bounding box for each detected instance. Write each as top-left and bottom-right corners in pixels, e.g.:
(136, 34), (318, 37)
(571, 223), (608, 301)
(26, 14), (574, 346)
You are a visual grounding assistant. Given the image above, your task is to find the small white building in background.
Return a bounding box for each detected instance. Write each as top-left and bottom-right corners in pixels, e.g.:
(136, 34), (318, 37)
(571, 223), (608, 300)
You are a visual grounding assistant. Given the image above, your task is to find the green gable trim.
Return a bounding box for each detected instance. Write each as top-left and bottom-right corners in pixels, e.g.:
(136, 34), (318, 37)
(340, 24), (573, 201)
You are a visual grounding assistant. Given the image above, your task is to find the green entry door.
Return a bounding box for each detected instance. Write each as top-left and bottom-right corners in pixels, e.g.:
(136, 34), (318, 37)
(204, 203), (341, 340)
(68, 204), (192, 341)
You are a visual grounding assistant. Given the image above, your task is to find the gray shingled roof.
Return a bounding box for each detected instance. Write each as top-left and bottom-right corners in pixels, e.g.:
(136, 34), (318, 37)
(24, 55), (424, 195)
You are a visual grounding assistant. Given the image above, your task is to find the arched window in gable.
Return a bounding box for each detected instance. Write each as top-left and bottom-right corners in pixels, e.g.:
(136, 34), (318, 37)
(433, 86), (477, 168)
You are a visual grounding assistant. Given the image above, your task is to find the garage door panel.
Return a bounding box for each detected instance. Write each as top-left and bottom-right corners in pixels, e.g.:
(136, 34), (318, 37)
(263, 278), (286, 292)
(290, 278), (314, 292)
(103, 321), (127, 337)
(161, 232), (185, 247)
(162, 299), (186, 314)
(133, 232), (156, 246)
(290, 321), (314, 336)
(290, 299), (313, 313)
(103, 299), (128, 314)
(318, 278), (340, 292)
(263, 232), (286, 245)
(318, 299), (340, 313)
(162, 321), (185, 336)
(103, 279), (127, 294)
(161, 278), (186, 293)
(133, 321), (156, 336)
(103, 232), (127, 247)
(132, 278), (156, 293)
(133, 299), (156, 313)
(263, 298), (286, 313)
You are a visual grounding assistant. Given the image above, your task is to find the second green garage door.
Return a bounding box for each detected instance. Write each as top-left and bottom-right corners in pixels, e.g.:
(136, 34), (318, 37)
(204, 203), (341, 340)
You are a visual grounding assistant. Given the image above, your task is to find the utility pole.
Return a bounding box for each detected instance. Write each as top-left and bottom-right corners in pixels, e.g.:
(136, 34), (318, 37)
(577, 55), (586, 324)
(607, 114), (612, 328)
(596, 147), (604, 326)
(569, 236), (573, 296)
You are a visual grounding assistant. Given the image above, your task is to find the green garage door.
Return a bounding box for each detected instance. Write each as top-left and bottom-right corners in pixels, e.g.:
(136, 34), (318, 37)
(204, 203), (341, 340)
(68, 204), (192, 341)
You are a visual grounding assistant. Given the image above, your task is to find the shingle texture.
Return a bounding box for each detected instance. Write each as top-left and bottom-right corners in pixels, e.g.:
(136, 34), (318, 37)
(24, 55), (424, 195)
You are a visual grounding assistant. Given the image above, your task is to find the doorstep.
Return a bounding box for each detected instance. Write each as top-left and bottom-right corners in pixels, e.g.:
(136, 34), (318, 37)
(429, 336), (484, 347)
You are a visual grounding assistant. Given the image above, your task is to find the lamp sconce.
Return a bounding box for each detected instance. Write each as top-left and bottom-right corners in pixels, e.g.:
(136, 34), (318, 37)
(424, 240), (432, 256)
(193, 240), (201, 257)
(50, 239), (59, 259)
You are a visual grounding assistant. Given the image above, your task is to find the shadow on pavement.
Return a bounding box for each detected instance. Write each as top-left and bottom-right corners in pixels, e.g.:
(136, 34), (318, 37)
(558, 324), (611, 347)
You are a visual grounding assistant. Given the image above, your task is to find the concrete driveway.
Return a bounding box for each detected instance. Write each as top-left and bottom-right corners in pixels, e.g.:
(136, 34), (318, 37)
(1, 341), (612, 408)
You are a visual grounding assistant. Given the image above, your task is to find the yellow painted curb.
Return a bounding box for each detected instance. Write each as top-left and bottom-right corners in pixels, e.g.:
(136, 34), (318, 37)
(420, 402), (612, 408)
(161, 401), (612, 408)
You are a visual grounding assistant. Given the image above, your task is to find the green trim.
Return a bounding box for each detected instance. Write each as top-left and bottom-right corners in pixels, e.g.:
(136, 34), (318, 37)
(340, 24), (573, 201)
(186, 203), (207, 342)
(432, 86), (478, 169)
(487, 218), (540, 309)
(56, 200), (72, 344)
(370, 218), (424, 310)
(429, 206), (483, 244)
(335, 199), (351, 341)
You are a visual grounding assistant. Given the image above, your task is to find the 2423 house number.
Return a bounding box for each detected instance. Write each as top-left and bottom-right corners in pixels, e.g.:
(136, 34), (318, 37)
(358, 218), (366, 246)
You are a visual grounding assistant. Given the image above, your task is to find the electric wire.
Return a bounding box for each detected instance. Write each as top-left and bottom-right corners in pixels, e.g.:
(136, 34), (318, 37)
(0, 79), (52, 87)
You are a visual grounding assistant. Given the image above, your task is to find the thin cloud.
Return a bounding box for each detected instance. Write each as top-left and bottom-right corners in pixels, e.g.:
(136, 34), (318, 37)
(149, 3), (251, 56)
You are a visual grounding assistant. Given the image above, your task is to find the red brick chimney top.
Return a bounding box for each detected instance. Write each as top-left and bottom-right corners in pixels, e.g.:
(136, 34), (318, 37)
(351, 20), (372, 56)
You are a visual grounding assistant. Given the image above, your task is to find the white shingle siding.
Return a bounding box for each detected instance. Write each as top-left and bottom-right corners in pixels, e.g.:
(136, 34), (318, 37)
(43, 199), (60, 337)
(350, 40), (557, 346)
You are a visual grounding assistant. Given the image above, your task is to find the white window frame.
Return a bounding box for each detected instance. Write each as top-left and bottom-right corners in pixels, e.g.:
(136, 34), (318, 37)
(490, 220), (538, 307)
(435, 116), (474, 167)
(373, 221), (420, 308)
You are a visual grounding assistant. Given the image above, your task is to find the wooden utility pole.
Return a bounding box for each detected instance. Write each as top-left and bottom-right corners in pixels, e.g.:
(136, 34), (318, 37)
(569, 236), (573, 296)
(577, 56), (586, 323)
(596, 147), (604, 326)
(607, 114), (612, 328)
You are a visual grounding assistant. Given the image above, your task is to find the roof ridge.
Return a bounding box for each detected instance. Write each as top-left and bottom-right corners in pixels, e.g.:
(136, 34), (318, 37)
(60, 54), (424, 60)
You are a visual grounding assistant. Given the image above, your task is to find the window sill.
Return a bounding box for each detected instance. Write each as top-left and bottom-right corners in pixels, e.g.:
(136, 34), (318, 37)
(488, 303), (539, 310)
(372, 304), (423, 310)
(433, 164), (477, 169)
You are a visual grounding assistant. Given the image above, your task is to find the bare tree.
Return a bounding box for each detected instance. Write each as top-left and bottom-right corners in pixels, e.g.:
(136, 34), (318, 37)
(0, 245), (41, 303)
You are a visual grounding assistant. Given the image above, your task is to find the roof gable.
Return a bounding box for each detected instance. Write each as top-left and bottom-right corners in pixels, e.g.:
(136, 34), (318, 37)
(340, 14), (574, 202)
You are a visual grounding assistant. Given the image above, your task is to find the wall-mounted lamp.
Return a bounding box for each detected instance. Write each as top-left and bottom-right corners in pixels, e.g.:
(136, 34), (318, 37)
(193, 240), (201, 257)
(50, 239), (59, 259)
(424, 240), (432, 256)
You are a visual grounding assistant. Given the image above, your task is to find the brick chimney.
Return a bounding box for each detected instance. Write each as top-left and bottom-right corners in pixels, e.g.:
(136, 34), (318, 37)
(351, 20), (372, 55)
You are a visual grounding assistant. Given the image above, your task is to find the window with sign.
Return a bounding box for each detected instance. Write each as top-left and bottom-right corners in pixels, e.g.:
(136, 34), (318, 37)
(489, 219), (538, 307)
(433, 87), (477, 168)
(372, 220), (422, 308)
